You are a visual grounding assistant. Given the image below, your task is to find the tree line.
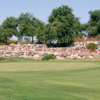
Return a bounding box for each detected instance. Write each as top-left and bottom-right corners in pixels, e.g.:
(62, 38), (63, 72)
(0, 5), (100, 46)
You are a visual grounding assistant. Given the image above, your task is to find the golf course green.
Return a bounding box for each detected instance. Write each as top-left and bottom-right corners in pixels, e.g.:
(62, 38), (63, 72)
(0, 57), (100, 100)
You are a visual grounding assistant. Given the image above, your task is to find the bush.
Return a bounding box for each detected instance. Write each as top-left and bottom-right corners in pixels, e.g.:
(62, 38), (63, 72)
(85, 55), (89, 59)
(32, 41), (36, 44)
(0, 43), (5, 45)
(7, 39), (18, 45)
(22, 41), (26, 44)
(86, 43), (97, 51)
(96, 35), (100, 41)
(42, 54), (56, 60)
(73, 56), (77, 60)
(94, 56), (100, 59)
(78, 38), (81, 42)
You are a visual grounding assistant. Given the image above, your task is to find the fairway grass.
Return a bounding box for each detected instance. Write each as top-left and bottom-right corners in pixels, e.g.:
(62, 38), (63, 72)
(0, 58), (100, 100)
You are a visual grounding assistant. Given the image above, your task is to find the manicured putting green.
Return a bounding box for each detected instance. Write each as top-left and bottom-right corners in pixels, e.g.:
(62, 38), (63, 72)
(0, 58), (100, 100)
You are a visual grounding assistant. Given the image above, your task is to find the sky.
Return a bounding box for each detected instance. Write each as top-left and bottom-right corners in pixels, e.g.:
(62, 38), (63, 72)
(0, 0), (100, 40)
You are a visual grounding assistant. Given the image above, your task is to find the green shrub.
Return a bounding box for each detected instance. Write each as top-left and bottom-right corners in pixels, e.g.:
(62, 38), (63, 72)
(7, 39), (18, 45)
(22, 41), (26, 44)
(32, 41), (36, 44)
(94, 56), (100, 59)
(96, 35), (100, 41)
(86, 43), (97, 51)
(42, 54), (56, 60)
(85, 55), (89, 59)
(73, 56), (77, 60)
(78, 38), (81, 42)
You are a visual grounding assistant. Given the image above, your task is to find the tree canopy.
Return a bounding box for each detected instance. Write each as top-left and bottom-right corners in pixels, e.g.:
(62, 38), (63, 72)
(0, 5), (100, 45)
(35, 20), (45, 43)
(18, 13), (45, 43)
(19, 13), (36, 43)
(0, 17), (18, 44)
(87, 10), (100, 36)
(48, 5), (78, 44)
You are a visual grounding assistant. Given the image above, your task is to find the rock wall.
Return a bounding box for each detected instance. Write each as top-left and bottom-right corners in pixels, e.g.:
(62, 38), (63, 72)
(0, 51), (100, 59)
(0, 43), (100, 59)
(74, 41), (100, 47)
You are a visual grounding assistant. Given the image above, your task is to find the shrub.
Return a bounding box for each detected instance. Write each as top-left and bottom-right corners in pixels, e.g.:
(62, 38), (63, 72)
(86, 43), (97, 51)
(85, 55), (89, 59)
(78, 38), (81, 42)
(73, 56), (77, 60)
(42, 54), (56, 60)
(96, 35), (100, 41)
(7, 39), (18, 45)
(32, 41), (36, 44)
(0, 43), (5, 45)
(94, 56), (100, 59)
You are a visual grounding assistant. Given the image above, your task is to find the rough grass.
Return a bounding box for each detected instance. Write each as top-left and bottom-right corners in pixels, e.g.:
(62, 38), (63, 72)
(0, 57), (100, 100)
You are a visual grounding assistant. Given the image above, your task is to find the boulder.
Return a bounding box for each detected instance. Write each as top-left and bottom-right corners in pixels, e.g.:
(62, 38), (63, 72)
(33, 54), (40, 58)
(56, 56), (61, 59)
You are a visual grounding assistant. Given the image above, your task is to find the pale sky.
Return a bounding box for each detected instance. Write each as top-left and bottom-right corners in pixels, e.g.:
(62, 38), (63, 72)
(0, 0), (100, 40)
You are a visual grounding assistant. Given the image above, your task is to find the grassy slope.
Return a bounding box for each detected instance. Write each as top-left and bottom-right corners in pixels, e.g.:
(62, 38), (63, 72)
(0, 58), (100, 100)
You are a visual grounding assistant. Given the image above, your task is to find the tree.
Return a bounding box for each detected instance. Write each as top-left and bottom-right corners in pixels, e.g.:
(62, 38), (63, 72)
(48, 5), (78, 44)
(36, 20), (45, 44)
(43, 24), (56, 44)
(19, 13), (40, 43)
(87, 10), (100, 36)
(0, 26), (5, 43)
(74, 17), (89, 37)
(0, 37), (5, 43)
(74, 17), (81, 36)
(77, 33), (86, 37)
(0, 17), (18, 44)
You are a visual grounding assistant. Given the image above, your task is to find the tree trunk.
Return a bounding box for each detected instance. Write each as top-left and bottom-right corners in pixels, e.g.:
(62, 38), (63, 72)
(76, 32), (78, 37)
(5, 37), (7, 45)
(81, 29), (82, 33)
(32, 36), (33, 43)
(45, 40), (47, 45)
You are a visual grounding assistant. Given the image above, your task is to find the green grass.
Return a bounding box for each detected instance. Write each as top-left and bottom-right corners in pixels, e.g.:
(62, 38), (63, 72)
(0, 57), (100, 100)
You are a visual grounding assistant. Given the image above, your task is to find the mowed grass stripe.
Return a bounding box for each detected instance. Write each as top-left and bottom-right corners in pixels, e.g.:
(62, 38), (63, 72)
(0, 61), (100, 72)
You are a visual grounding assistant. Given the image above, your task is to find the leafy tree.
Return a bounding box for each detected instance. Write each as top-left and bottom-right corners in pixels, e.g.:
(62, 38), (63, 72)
(74, 18), (89, 37)
(36, 20), (45, 44)
(0, 36), (5, 43)
(43, 24), (56, 44)
(88, 10), (100, 36)
(48, 5), (78, 44)
(74, 17), (81, 36)
(0, 26), (5, 43)
(0, 17), (18, 44)
(19, 13), (41, 43)
(78, 33), (86, 37)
